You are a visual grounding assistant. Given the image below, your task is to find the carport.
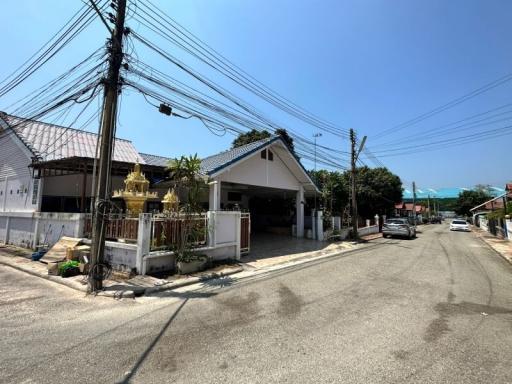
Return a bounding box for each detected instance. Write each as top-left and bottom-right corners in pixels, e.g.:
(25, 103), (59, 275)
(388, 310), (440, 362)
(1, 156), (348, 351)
(201, 136), (319, 250)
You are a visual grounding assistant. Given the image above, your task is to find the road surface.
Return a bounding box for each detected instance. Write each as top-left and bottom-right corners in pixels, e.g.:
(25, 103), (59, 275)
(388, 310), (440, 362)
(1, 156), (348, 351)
(1, 223), (511, 383)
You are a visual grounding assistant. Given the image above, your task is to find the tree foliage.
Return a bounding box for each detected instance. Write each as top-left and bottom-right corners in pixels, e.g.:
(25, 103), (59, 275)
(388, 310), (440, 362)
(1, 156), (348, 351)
(167, 154), (204, 211)
(309, 166), (402, 219)
(232, 128), (297, 157)
(275, 128), (295, 154)
(166, 154), (207, 264)
(232, 129), (271, 148)
(352, 166), (403, 218)
(453, 189), (491, 217)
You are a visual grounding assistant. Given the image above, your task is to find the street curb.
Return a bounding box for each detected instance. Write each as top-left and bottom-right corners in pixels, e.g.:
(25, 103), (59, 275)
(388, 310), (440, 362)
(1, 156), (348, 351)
(0, 256), (243, 298)
(217, 239), (390, 289)
(472, 229), (512, 267)
(143, 266), (244, 294)
(0, 237), (385, 299)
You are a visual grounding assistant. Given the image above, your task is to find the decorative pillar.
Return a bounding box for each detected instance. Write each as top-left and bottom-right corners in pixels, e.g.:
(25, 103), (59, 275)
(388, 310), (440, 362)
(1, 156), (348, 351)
(207, 211), (216, 247)
(296, 186), (304, 238)
(209, 180), (221, 211)
(136, 213), (152, 275)
(316, 210), (324, 241)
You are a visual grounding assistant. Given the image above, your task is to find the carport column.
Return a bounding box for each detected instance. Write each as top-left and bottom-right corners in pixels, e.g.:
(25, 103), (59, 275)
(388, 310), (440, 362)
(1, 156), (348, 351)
(316, 210), (324, 241)
(136, 213), (152, 275)
(209, 180), (221, 211)
(296, 186), (304, 238)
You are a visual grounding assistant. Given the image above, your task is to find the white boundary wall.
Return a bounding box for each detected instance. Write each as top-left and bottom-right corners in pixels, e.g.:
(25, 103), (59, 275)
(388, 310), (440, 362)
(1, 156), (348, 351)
(0, 212), (85, 249)
(358, 225), (380, 237)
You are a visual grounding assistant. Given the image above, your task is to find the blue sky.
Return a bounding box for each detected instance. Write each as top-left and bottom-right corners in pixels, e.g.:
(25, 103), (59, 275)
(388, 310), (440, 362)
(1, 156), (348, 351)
(1, 0), (511, 190)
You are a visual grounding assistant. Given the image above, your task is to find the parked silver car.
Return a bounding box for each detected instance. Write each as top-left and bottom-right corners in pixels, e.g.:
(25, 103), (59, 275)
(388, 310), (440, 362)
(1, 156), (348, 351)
(382, 218), (416, 239)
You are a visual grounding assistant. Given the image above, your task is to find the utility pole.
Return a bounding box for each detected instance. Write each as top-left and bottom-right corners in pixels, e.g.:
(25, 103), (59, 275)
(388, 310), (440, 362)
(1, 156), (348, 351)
(350, 129), (357, 239)
(427, 194), (431, 220)
(412, 181), (417, 227)
(90, 0), (127, 292)
(349, 129), (366, 240)
(313, 132), (322, 211)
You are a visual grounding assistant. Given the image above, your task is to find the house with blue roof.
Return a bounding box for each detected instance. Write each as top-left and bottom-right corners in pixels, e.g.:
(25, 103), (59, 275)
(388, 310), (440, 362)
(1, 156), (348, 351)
(142, 135), (319, 239)
(1, 113), (320, 270)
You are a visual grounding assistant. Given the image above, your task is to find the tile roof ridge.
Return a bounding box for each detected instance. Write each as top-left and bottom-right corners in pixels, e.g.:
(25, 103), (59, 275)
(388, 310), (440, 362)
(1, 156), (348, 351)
(202, 136), (277, 161)
(1, 112), (133, 143)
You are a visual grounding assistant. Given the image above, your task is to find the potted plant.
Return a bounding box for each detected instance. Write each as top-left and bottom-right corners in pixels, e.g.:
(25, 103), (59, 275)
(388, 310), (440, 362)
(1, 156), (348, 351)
(58, 260), (80, 278)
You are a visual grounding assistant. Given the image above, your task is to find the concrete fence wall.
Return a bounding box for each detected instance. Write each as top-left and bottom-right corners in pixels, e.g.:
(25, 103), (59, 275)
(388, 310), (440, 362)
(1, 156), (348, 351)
(358, 225), (380, 237)
(0, 212), (85, 249)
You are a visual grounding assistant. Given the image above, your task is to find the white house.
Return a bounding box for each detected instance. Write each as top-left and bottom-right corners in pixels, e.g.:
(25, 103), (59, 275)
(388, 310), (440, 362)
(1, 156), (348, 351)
(0, 113), (319, 273)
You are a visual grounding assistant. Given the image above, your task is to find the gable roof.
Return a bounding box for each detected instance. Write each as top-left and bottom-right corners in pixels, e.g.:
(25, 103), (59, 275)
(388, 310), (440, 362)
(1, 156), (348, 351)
(139, 152), (170, 167)
(0, 113), (144, 164)
(201, 135), (318, 192)
(200, 136), (278, 175)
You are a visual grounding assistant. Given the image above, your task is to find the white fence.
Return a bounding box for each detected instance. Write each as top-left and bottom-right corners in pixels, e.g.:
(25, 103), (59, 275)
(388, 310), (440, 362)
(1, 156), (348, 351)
(0, 212), (85, 248)
(358, 225), (380, 237)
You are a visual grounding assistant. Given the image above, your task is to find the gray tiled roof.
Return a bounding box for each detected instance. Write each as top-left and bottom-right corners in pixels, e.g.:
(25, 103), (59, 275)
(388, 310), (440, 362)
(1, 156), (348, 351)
(139, 152), (170, 167)
(200, 136), (279, 175)
(1, 114), (144, 164)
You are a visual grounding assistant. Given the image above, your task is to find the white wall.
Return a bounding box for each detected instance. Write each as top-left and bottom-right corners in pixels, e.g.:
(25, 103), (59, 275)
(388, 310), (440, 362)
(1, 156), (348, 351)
(0, 212), (84, 248)
(358, 225), (380, 237)
(0, 128), (40, 212)
(480, 217), (489, 232)
(217, 146), (300, 191)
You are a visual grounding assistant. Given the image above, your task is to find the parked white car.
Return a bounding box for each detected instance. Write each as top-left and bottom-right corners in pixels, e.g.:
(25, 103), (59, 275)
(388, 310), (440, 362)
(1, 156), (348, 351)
(450, 219), (470, 232)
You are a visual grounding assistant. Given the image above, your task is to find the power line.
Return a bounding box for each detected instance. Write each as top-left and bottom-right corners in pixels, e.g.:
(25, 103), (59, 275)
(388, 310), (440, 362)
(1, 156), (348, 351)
(372, 73), (512, 142)
(132, 0), (349, 139)
(0, 0), (108, 98)
(372, 124), (512, 157)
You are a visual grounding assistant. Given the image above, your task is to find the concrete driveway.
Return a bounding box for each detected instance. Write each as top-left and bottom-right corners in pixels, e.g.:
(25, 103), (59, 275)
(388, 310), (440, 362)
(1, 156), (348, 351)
(1, 223), (512, 383)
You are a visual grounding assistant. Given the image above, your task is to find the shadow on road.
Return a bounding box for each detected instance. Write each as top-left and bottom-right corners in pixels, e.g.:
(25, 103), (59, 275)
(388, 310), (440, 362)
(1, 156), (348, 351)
(199, 275), (235, 289)
(118, 298), (189, 383)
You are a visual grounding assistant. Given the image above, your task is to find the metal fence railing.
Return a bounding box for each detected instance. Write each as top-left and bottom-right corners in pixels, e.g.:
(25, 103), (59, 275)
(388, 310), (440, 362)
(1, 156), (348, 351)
(150, 214), (208, 251)
(83, 214), (139, 241)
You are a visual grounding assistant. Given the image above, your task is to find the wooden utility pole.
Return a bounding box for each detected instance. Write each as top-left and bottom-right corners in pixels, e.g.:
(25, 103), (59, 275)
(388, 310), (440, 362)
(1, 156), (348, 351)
(90, 0), (127, 292)
(349, 129), (367, 240)
(350, 129), (358, 239)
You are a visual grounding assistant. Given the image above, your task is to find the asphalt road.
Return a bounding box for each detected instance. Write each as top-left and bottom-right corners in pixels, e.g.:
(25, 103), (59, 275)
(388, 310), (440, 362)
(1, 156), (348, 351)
(1, 223), (512, 384)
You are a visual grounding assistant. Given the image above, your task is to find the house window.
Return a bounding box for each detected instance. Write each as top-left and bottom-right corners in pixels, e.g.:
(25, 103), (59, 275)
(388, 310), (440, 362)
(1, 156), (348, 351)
(260, 149), (273, 161)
